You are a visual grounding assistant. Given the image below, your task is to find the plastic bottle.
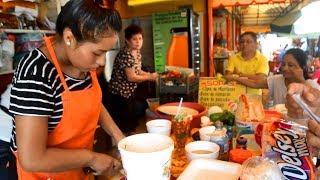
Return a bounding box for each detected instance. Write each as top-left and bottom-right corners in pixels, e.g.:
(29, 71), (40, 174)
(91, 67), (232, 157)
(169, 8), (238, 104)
(236, 136), (247, 149)
(167, 27), (189, 68)
(211, 121), (229, 160)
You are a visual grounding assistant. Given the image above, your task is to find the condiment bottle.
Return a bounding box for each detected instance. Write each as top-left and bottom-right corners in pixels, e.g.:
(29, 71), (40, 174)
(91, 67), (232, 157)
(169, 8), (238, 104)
(211, 121), (229, 160)
(236, 136), (247, 149)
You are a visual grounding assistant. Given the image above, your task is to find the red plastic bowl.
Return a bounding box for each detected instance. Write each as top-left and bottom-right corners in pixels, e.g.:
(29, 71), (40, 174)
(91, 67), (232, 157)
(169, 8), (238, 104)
(155, 102), (207, 129)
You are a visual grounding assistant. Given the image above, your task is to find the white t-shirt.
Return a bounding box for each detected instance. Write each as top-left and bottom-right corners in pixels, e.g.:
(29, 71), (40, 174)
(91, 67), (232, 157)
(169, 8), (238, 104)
(0, 84), (12, 142)
(267, 74), (320, 105)
(267, 75), (287, 105)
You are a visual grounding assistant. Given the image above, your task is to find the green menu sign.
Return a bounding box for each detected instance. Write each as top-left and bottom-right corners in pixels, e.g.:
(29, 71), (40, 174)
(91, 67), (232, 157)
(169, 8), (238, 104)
(152, 10), (188, 73)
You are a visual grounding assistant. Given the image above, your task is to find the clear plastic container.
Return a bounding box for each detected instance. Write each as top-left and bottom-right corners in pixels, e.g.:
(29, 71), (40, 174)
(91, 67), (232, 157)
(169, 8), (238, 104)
(240, 156), (285, 180)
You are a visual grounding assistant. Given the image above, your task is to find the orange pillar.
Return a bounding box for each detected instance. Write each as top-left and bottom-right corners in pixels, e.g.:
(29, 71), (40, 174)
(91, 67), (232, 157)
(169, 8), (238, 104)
(226, 15), (232, 50)
(207, 0), (215, 77)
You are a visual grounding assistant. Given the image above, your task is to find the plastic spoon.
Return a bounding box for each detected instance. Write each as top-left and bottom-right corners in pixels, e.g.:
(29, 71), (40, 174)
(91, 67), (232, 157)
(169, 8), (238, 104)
(292, 93), (320, 123)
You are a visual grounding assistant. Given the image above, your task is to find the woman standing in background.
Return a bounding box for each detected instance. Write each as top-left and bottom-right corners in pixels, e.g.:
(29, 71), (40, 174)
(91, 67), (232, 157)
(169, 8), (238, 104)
(107, 24), (158, 134)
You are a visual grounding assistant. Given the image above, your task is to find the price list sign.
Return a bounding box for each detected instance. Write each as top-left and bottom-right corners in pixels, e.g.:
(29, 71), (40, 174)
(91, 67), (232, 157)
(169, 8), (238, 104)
(198, 77), (246, 109)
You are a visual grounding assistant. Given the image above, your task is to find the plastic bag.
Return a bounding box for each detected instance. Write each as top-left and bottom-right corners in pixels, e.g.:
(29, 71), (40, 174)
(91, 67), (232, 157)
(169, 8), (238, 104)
(262, 120), (317, 180)
(240, 156), (284, 180)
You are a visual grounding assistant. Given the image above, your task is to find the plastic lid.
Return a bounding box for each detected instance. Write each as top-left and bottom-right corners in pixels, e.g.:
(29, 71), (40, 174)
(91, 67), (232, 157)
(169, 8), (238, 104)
(214, 121), (223, 129)
(236, 136), (247, 145)
(229, 149), (253, 164)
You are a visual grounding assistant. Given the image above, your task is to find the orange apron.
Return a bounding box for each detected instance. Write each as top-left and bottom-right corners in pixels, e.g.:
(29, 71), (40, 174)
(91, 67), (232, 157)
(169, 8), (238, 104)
(15, 36), (102, 180)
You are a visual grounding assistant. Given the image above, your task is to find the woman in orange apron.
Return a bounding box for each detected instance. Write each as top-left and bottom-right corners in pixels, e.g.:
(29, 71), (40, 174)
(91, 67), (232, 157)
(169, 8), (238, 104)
(9, 0), (125, 179)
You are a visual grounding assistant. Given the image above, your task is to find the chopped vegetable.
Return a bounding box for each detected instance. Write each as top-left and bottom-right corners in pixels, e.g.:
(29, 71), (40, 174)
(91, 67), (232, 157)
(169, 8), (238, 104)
(209, 110), (235, 126)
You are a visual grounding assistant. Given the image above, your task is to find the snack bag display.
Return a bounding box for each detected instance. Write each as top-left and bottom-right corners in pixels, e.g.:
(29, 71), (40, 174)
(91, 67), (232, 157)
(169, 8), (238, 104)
(262, 120), (316, 180)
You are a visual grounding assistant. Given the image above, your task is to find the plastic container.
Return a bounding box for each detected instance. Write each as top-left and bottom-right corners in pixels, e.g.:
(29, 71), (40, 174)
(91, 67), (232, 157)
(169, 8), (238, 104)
(146, 98), (159, 112)
(178, 159), (241, 180)
(118, 133), (174, 180)
(146, 119), (171, 136)
(199, 126), (216, 141)
(229, 149), (252, 164)
(211, 121), (229, 155)
(240, 156), (285, 180)
(185, 141), (220, 161)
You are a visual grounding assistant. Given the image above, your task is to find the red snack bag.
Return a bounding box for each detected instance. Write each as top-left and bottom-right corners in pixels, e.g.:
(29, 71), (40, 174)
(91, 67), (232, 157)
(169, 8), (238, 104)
(262, 120), (316, 180)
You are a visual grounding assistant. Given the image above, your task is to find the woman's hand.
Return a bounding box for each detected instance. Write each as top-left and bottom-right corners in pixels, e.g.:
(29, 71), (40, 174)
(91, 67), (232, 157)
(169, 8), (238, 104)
(88, 152), (122, 176)
(287, 83), (320, 150)
(286, 83), (320, 119)
(307, 119), (320, 149)
(149, 72), (158, 81)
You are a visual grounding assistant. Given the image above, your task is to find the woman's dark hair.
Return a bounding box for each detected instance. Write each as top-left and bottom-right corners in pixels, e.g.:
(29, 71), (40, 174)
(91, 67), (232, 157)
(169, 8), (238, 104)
(124, 24), (143, 40)
(240, 31), (257, 43)
(56, 0), (122, 43)
(284, 48), (308, 79)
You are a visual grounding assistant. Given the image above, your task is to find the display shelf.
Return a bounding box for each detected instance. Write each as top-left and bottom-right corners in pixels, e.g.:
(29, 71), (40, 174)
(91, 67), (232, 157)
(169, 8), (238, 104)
(3, 29), (55, 34)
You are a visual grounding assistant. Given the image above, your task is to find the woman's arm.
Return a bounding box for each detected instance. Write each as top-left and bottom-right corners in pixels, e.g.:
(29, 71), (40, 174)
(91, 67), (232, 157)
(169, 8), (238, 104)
(138, 69), (149, 75)
(99, 105), (125, 144)
(16, 115), (118, 174)
(125, 67), (157, 83)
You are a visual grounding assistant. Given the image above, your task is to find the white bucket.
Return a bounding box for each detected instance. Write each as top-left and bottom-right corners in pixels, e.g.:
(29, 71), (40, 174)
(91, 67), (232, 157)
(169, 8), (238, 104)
(118, 133), (174, 180)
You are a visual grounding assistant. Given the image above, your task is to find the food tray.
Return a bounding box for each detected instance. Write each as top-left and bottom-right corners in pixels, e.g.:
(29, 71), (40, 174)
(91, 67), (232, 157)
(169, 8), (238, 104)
(178, 159), (241, 180)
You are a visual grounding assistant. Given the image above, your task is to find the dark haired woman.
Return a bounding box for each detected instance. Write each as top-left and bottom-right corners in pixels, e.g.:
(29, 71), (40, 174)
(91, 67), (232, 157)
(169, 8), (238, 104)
(107, 24), (158, 134)
(228, 48), (319, 104)
(9, 0), (124, 179)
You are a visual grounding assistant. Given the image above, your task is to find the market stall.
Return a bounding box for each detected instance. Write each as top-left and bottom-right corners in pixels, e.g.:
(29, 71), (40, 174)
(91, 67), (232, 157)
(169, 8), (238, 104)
(207, 0), (293, 76)
(115, 79), (317, 179)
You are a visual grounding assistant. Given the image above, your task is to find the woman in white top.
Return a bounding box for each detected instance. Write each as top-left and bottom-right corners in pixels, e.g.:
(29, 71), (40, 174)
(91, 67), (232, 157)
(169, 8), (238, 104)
(230, 48), (319, 105)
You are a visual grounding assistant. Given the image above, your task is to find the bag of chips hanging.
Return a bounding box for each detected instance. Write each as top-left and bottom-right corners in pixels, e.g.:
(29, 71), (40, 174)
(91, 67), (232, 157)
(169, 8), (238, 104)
(261, 120), (317, 180)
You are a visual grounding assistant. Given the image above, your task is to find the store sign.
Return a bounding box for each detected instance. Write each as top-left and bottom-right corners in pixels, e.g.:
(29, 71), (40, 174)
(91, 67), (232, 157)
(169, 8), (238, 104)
(198, 77), (246, 109)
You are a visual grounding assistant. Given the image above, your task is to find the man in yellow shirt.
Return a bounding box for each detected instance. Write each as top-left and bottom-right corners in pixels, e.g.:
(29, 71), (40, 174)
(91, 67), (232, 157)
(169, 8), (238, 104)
(225, 31), (269, 95)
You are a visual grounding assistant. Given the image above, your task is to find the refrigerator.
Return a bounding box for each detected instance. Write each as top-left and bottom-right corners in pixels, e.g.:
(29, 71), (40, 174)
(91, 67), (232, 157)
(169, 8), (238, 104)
(152, 8), (200, 74)
(152, 9), (201, 103)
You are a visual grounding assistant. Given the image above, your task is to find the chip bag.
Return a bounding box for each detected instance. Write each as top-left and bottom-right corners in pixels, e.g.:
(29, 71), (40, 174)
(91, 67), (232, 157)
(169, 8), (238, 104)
(262, 120), (316, 180)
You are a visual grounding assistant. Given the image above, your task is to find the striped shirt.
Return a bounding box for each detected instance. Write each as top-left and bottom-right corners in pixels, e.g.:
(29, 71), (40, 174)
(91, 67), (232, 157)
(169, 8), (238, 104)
(9, 48), (92, 151)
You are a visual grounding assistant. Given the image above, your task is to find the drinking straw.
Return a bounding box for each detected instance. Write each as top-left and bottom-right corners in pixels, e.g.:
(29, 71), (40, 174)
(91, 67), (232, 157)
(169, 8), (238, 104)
(175, 97), (183, 118)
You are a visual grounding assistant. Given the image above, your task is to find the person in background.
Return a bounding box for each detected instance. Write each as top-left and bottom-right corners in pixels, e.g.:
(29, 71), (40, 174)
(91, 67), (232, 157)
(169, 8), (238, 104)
(224, 31), (269, 95)
(106, 24), (158, 134)
(312, 57), (320, 80)
(9, 0), (124, 179)
(229, 48), (319, 105)
(286, 83), (320, 149)
(0, 84), (17, 180)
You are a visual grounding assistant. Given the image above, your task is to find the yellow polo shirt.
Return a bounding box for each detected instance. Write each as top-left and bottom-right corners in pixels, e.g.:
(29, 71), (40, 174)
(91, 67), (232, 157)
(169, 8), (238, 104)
(225, 51), (269, 95)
